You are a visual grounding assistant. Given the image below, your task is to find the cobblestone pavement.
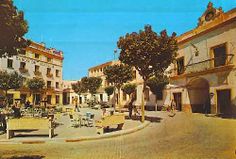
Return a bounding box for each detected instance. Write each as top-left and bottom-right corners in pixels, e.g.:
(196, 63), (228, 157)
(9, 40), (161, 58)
(0, 111), (236, 159)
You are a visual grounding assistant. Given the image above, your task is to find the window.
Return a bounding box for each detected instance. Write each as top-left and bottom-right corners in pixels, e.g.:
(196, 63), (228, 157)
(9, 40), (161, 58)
(20, 50), (26, 55)
(7, 59), (13, 68)
(56, 70), (60, 77)
(213, 44), (227, 67)
(35, 65), (39, 72)
(134, 90), (137, 100)
(132, 70), (136, 79)
(47, 81), (52, 88)
(56, 82), (59, 89)
(35, 53), (40, 59)
(47, 95), (52, 104)
(47, 57), (52, 62)
(100, 94), (103, 101)
(47, 68), (51, 75)
(144, 88), (150, 101)
(176, 57), (184, 75)
(20, 62), (26, 69)
(123, 92), (127, 101)
(56, 95), (60, 104)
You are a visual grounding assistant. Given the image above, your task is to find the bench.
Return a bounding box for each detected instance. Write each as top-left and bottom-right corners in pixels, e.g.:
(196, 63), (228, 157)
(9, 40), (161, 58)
(6, 117), (54, 139)
(95, 113), (125, 134)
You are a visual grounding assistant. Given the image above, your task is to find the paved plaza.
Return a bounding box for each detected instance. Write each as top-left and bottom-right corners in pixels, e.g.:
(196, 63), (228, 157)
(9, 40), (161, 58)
(0, 111), (236, 159)
(0, 107), (143, 141)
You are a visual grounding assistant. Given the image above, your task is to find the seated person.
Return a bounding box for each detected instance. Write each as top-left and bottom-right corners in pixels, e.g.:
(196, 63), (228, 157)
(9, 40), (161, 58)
(24, 100), (31, 108)
(12, 103), (21, 118)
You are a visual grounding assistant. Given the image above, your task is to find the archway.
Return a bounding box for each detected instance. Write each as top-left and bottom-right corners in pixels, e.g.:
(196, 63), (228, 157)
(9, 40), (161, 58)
(187, 78), (210, 113)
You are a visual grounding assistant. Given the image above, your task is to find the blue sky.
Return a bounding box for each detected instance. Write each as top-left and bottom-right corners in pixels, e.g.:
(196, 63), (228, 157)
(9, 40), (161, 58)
(14, 0), (236, 80)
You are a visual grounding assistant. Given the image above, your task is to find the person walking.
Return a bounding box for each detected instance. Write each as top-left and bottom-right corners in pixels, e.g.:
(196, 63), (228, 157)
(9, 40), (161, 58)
(128, 93), (135, 119)
(169, 99), (176, 117)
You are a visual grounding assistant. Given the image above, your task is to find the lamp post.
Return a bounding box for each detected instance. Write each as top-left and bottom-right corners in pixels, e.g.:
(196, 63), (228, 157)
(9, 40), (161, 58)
(114, 49), (117, 60)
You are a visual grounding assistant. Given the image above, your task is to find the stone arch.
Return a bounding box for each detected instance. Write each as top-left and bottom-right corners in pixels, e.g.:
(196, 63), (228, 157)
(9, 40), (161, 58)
(187, 77), (210, 113)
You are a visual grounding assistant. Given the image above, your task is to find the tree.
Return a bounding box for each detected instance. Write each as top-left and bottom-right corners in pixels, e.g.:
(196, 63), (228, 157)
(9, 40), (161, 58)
(121, 83), (137, 97)
(103, 64), (133, 111)
(0, 71), (24, 105)
(118, 25), (178, 122)
(147, 75), (168, 110)
(81, 76), (102, 97)
(0, 0), (30, 57)
(104, 86), (115, 101)
(71, 81), (86, 105)
(27, 78), (45, 105)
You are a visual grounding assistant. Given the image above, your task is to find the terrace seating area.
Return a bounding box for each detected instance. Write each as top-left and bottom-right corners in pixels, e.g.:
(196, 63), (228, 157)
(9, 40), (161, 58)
(0, 105), (142, 140)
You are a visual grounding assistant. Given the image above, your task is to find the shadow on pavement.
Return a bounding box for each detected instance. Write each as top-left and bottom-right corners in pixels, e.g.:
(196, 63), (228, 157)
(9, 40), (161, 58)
(3, 155), (45, 159)
(125, 115), (162, 123)
(205, 114), (236, 119)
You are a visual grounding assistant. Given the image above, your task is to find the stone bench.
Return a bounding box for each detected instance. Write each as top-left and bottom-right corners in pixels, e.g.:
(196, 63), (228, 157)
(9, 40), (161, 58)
(6, 117), (54, 139)
(95, 113), (125, 134)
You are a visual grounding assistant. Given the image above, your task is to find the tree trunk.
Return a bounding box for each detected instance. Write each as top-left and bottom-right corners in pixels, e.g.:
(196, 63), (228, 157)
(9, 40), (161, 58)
(141, 81), (146, 122)
(4, 90), (8, 107)
(118, 87), (121, 113)
(155, 94), (158, 111)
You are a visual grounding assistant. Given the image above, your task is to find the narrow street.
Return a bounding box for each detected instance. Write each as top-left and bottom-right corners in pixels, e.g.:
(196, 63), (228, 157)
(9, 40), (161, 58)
(0, 112), (235, 159)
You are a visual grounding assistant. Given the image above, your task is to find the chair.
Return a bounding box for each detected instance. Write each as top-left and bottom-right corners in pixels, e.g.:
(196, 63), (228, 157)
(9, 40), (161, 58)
(87, 114), (95, 127)
(83, 112), (94, 127)
(69, 114), (80, 127)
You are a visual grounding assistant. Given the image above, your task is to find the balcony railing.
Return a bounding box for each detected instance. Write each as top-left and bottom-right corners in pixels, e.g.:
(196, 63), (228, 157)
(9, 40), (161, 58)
(169, 54), (234, 77)
(19, 68), (28, 73)
(34, 71), (42, 76)
(46, 73), (53, 78)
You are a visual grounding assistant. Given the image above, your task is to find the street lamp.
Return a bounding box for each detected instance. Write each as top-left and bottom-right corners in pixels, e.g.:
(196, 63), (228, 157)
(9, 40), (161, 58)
(114, 49), (117, 60)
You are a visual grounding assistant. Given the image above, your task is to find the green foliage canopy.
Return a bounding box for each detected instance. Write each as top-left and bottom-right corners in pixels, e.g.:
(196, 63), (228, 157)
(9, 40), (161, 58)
(103, 64), (133, 89)
(0, 0), (30, 57)
(27, 78), (45, 92)
(81, 77), (102, 94)
(146, 75), (168, 96)
(0, 71), (23, 94)
(118, 25), (178, 81)
(71, 81), (86, 95)
(104, 86), (115, 96)
(121, 83), (137, 96)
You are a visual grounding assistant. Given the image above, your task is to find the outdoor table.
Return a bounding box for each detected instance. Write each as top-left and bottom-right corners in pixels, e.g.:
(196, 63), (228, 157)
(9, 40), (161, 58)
(73, 112), (85, 127)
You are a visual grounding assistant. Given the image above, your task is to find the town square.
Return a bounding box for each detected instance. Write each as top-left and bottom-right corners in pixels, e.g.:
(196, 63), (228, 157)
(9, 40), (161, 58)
(0, 0), (236, 158)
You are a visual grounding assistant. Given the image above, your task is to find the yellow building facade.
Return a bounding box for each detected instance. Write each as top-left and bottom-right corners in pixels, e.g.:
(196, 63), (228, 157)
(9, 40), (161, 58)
(0, 41), (64, 106)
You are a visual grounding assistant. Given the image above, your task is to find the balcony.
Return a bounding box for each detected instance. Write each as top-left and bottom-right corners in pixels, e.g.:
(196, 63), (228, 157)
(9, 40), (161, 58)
(34, 71), (42, 77)
(19, 67), (28, 74)
(46, 73), (53, 78)
(46, 86), (55, 92)
(169, 54), (234, 78)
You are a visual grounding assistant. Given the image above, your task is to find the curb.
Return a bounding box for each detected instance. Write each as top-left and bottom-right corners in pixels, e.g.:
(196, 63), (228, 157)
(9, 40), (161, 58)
(65, 121), (150, 142)
(0, 121), (150, 144)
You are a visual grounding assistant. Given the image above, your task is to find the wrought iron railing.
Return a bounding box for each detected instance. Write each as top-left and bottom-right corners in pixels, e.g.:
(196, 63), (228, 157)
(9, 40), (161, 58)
(169, 54), (234, 76)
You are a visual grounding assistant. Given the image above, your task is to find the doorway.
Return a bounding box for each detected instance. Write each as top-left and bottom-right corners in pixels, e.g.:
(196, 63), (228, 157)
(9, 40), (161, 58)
(33, 94), (41, 105)
(47, 95), (52, 104)
(187, 78), (210, 113)
(217, 89), (231, 115)
(173, 93), (182, 111)
(20, 94), (27, 104)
